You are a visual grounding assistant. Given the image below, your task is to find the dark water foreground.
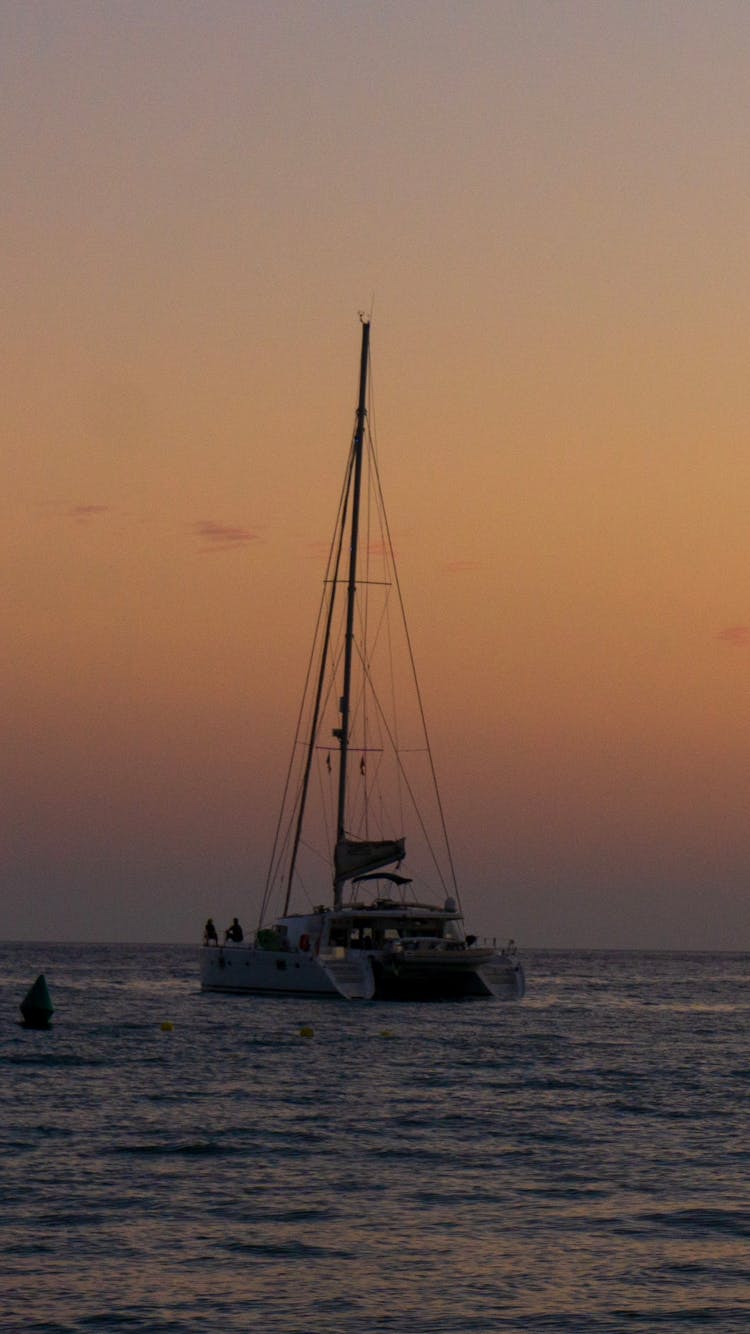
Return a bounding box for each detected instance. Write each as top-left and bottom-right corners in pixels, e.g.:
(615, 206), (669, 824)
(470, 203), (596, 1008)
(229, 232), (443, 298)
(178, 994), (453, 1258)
(2, 944), (750, 1333)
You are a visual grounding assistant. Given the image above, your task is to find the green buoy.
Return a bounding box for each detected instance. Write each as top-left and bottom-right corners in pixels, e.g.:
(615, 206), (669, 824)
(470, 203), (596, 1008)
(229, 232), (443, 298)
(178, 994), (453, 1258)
(20, 974), (54, 1029)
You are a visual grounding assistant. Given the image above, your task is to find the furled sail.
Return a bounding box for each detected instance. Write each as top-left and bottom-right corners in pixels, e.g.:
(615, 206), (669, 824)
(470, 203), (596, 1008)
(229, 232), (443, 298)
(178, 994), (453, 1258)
(334, 837), (405, 880)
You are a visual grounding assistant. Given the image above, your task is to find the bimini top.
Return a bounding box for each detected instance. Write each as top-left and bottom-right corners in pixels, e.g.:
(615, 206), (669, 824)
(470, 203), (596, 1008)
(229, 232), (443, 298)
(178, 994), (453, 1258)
(351, 872), (412, 887)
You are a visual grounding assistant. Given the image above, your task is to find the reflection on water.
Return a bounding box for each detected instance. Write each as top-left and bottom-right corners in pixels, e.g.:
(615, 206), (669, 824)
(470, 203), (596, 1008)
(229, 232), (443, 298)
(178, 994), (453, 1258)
(2, 945), (750, 1331)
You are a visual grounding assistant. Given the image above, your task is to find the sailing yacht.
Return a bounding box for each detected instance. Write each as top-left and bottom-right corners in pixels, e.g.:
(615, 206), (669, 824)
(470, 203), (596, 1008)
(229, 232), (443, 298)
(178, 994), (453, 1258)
(201, 319), (524, 1001)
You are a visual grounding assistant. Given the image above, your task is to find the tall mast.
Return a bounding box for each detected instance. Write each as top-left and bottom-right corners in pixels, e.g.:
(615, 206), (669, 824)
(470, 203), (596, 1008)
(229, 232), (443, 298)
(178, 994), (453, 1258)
(279, 453), (352, 917)
(334, 317), (370, 907)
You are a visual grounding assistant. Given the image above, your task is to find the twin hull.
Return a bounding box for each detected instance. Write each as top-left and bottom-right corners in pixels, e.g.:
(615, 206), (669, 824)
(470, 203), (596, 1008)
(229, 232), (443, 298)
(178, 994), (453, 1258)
(200, 941), (525, 1001)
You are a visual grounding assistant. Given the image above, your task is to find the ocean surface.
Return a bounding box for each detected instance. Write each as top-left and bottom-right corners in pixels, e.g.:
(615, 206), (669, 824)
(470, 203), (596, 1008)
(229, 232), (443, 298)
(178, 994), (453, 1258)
(2, 946), (750, 1333)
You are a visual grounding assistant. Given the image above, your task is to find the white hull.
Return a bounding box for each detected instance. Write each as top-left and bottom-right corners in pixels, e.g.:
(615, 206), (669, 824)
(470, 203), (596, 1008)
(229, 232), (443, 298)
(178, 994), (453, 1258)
(201, 941), (524, 1001)
(201, 944), (339, 997)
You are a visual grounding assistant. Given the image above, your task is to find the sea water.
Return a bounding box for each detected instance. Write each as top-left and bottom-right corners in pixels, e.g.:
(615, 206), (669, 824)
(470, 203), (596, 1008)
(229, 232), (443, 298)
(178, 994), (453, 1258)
(2, 945), (750, 1333)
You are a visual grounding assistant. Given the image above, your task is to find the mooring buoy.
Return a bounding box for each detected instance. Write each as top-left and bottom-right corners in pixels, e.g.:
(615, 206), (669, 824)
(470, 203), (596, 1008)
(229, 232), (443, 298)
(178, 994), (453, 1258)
(20, 974), (54, 1029)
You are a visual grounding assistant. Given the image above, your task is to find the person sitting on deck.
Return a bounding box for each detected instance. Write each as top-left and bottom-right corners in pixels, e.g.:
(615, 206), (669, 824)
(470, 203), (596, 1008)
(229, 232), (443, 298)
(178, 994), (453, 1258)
(203, 918), (218, 945)
(225, 917), (244, 944)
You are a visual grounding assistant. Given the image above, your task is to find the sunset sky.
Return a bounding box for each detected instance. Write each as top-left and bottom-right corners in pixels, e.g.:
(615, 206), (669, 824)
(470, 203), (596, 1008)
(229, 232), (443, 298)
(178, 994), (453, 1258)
(3, 1), (750, 947)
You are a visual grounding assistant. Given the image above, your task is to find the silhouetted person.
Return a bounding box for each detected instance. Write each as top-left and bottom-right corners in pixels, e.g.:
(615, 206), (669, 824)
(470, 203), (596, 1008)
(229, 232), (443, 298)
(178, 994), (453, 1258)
(225, 917), (244, 943)
(203, 918), (218, 945)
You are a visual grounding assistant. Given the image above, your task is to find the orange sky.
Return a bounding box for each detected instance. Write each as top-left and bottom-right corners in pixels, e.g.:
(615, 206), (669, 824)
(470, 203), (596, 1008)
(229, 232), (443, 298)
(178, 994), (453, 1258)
(3, 1), (750, 945)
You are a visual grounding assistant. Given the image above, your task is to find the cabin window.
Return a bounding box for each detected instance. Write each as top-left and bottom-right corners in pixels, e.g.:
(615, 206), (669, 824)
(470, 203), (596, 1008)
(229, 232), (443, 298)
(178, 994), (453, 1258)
(412, 921), (442, 938)
(349, 927), (373, 948)
(276, 959), (287, 971)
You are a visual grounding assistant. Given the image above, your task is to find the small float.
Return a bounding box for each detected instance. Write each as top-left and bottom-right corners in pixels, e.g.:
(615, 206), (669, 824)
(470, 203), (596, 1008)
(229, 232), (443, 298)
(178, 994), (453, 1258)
(20, 974), (54, 1029)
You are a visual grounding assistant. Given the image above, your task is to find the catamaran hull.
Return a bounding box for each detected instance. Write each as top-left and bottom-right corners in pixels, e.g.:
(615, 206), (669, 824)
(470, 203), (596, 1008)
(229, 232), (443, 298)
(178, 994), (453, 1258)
(201, 945), (338, 997)
(370, 955), (523, 1001)
(200, 945), (524, 1001)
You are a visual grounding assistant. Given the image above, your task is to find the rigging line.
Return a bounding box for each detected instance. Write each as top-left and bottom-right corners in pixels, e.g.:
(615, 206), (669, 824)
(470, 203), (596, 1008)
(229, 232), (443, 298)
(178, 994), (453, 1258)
(385, 575), (405, 838)
(282, 431), (357, 914)
(346, 613), (397, 827)
(261, 638), (337, 926)
(259, 614), (325, 928)
(316, 664), (342, 838)
(261, 745), (312, 926)
(349, 634), (448, 894)
(364, 411), (406, 848)
(262, 632), (338, 923)
(259, 439), (355, 927)
(271, 578), (347, 914)
(283, 827), (333, 915)
(377, 450), (404, 836)
(368, 442), (461, 906)
(350, 553), (392, 686)
(296, 837), (331, 868)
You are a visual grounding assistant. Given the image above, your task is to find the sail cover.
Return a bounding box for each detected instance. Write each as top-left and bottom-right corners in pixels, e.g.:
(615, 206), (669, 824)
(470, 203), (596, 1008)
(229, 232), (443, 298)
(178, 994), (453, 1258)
(334, 837), (405, 880)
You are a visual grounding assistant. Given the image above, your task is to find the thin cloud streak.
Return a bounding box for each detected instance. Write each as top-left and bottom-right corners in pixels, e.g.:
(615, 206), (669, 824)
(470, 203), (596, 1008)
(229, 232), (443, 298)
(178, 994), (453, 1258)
(717, 626), (750, 648)
(442, 560), (484, 573)
(67, 505), (111, 521)
(193, 520), (259, 552)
